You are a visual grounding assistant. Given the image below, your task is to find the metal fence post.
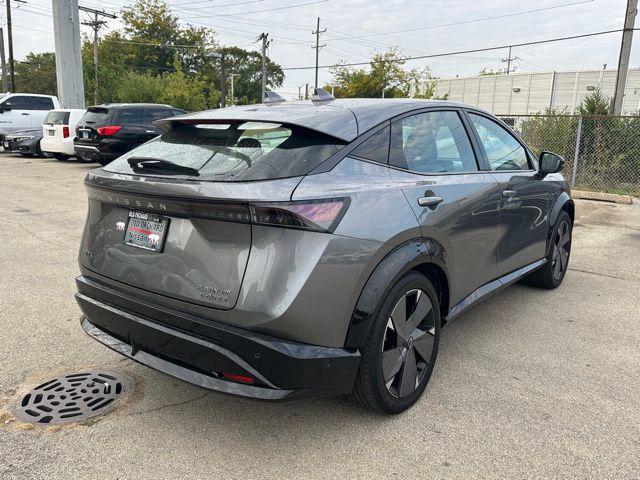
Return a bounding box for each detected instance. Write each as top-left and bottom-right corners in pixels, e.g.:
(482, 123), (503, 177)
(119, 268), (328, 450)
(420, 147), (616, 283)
(571, 115), (583, 187)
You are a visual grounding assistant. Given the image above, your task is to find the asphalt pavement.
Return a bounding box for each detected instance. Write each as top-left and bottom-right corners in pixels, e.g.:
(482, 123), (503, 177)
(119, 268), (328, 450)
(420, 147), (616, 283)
(1, 153), (638, 479)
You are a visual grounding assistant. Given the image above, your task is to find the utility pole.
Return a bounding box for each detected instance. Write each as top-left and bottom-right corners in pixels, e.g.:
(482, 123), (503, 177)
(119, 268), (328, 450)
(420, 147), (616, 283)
(5, 0), (24, 91)
(312, 17), (326, 89)
(501, 45), (520, 74)
(612, 0), (637, 115)
(52, 0), (85, 108)
(229, 73), (239, 105)
(304, 82), (309, 100)
(220, 51), (227, 107)
(80, 5), (116, 105)
(259, 33), (270, 101)
(0, 28), (8, 92)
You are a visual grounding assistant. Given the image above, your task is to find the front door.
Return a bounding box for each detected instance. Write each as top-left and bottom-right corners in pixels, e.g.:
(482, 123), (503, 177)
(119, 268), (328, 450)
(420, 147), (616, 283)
(388, 109), (503, 306)
(466, 112), (551, 275)
(0, 95), (31, 134)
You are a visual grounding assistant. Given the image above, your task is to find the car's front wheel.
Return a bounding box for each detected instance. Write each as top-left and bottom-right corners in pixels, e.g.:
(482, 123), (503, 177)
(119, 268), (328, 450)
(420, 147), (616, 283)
(524, 210), (572, 289)
(352, 271), (440, 414)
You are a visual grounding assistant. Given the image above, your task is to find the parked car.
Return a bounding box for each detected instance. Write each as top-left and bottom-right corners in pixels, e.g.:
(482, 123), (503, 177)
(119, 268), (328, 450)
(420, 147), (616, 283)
(2, 129), (44, 157)
(0, 93), (61, 138)
(41, 108), (86, 161)
(74, 103), (187, 165)
(75, 95), (574, 414)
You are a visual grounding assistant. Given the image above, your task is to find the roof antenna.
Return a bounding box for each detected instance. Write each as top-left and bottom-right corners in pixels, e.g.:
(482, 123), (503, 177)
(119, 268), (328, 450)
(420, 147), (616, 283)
(311, 88), (335, 102)
(263, 91), (286, 104)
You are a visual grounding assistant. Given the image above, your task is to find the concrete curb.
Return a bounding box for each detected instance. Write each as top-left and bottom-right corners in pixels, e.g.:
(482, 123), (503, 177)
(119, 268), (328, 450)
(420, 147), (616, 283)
(572, 190), (634, 205)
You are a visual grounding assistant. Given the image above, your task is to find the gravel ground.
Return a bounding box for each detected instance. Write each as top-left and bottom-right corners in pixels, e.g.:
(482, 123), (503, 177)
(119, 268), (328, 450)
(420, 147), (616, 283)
(1, 153), (638, 479)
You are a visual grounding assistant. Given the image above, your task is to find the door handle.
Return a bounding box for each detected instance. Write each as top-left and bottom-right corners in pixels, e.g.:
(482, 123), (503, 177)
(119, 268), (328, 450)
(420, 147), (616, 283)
(502, 190), (516, 198)
(418, 196), (443, 207)
(145, 130), (156, 133)
(21, 113), (30, 116)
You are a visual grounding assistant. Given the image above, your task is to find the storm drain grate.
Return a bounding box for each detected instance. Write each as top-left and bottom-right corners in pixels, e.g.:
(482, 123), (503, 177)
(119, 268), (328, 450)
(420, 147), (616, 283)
(14, 371), (133, 425)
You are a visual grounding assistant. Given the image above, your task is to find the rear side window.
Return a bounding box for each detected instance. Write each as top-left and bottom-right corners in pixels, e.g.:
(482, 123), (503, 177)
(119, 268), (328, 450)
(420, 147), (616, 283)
(29, 97), (54, 110)
(390, 111), (478, 173)
(44, 111), (70, 125)
(79, 108), (110, 126)
(146, 107), (183, 125)
(114, 108), (146, 125)
(351, 125), (390, 164)
(105, 121), (347, 181)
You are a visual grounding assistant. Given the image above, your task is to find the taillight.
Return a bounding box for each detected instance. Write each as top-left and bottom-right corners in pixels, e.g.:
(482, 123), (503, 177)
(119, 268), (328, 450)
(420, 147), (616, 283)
(250, 198), (349, 233)
(97, 125), (121, 136)
(221, 373), (255, 385)
(63, 126), (70, 138)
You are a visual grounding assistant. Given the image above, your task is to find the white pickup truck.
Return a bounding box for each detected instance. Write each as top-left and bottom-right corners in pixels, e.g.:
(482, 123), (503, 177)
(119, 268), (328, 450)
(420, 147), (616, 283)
(0, 93), (62, 137)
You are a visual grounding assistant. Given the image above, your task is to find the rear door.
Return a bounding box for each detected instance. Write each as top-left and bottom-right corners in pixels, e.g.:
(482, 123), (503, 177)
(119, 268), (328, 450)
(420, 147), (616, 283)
(387, 109), (502, 304)
(28, 96), (55, 127)
(465, 111), (551, 275)
(43, 110), (70, 140)
(76, 107), (110, 143)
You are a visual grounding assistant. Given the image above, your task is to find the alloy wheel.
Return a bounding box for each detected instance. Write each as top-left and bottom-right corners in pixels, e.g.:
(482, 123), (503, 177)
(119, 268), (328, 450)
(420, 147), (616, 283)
(552, 220), (571, 280)
(381, 289), (436, 398)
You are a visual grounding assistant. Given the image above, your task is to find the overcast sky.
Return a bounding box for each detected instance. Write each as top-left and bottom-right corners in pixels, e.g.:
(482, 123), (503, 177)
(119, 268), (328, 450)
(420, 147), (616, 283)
(6, 0), (639, 98)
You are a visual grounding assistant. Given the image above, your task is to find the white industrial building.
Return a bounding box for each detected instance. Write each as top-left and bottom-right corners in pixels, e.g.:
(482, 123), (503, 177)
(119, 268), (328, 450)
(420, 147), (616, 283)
(430, 68), (640, 115)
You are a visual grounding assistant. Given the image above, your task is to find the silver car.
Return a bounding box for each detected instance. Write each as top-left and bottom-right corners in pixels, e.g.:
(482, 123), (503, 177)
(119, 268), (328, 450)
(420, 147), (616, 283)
(76, 95), (573, 413)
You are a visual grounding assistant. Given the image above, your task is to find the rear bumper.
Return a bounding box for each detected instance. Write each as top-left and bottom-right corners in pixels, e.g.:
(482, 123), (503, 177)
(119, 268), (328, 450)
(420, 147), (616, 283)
(75, 275), (360, 401)
(74, 142), (119, 162)
(41, 137), (74, 155)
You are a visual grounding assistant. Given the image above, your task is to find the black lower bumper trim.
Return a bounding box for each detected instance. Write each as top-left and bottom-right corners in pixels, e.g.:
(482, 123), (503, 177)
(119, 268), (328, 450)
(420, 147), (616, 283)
(75, 276), (360, 401)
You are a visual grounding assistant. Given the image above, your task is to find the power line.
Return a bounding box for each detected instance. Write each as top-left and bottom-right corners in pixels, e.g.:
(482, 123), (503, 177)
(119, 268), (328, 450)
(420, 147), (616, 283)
(79, 5), (117, 104)
(281, 28), (635, 71)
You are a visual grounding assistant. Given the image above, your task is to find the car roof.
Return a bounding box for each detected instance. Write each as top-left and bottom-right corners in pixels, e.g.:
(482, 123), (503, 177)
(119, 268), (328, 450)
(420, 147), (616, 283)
(92, 103), (175, 109)
(155, 98), (484, 142)
(4, 93), (57, 98)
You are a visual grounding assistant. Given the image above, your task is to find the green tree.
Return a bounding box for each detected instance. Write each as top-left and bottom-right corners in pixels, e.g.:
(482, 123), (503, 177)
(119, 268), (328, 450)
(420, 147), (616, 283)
(327, 47), (433, 98)
(116, 71), (165, 103)
(15, 52), (57, 95)
(478, 68), (502, 76)
(577, 88), (611, 115)
(159, 62), (208, 111)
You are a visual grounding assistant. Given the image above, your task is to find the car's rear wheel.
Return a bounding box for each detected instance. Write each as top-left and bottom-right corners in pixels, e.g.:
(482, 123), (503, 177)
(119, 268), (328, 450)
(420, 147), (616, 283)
(352, 271), (440, 414)
(523, 210), (572, 289)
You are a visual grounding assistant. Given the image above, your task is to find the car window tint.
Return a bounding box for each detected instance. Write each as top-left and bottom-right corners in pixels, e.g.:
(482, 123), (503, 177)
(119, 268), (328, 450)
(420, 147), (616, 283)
(147, 108), (175, 124)
(351, 125), (389, 164)
(389, 111), (477, 173)
(44, 111), (70, 125)
(469, 113), (530, 171)
(115, 108), (146, 125)
(6, 96), (28, 109)
(105, 122), (347, 181)
(79, 108), (110, 126)
(29, 97), (55, 110)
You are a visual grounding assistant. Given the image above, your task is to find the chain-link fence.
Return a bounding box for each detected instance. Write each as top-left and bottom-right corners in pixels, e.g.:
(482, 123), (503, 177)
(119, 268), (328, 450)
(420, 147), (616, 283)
(499, 115), (640, 196)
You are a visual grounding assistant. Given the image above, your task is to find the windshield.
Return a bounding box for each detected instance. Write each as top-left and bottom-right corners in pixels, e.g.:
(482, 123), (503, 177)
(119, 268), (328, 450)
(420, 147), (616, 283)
(105, 121), (346, 181)
(44, 111), (70, 125)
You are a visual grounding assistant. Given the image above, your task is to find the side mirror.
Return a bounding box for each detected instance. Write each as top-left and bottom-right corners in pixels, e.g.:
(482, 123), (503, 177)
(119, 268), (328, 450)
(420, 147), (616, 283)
(538, 151), (564, 175)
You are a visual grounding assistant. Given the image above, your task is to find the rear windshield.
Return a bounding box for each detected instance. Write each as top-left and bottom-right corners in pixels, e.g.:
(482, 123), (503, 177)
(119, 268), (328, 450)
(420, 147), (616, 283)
(44, 111), (70, 125)
(104, 121), (347, 181)
(79, 108), (110, 126)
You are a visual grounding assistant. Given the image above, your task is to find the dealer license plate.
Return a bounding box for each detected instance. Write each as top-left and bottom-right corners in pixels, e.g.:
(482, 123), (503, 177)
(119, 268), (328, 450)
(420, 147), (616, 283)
(124, 211), (169, 252)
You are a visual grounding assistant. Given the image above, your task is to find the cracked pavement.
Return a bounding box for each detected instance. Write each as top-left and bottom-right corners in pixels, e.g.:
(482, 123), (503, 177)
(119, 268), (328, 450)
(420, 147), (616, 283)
(1, 154), (639, 479)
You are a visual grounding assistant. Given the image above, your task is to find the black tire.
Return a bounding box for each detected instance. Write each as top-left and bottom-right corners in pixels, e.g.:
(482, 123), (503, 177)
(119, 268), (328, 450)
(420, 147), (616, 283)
(54, 153), (70, 161)
(98, 157), (111, 166)
(352, 271), (440, 414)
(523, 210), (572, 289)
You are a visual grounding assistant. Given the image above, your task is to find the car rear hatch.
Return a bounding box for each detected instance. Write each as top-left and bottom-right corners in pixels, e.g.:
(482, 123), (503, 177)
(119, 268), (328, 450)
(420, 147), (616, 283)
(43, 111), (71, 140)
(80, 118), (349, 310)
(76, 106), (112, 145)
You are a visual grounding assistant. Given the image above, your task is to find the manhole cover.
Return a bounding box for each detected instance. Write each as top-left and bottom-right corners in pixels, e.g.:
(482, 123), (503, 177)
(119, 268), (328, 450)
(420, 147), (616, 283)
(14, 371), (133, 425)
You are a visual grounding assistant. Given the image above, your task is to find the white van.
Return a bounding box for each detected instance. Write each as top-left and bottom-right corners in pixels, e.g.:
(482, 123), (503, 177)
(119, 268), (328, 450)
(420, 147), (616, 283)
(0, 93), (62, 137)
(40, 109), (86, 160)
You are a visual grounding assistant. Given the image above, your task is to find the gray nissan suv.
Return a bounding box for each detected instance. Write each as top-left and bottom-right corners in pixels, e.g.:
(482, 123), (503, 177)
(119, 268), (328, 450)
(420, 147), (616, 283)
(76, 95), (573, 413)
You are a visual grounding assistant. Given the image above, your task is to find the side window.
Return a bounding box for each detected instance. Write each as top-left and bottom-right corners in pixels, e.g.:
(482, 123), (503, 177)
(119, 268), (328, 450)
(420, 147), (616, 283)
(389, 110), (478, 173)
(146, 108), (178, 125)
(28, 96), (55, 110)
(115, 108), (146, 125)
(351, 125), (389, 164)
(5, 96), (28, 109)
(468, 113), (530, 171)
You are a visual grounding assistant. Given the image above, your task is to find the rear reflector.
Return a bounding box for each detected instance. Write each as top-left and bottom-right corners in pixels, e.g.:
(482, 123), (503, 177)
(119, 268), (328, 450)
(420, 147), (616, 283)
(63, 126), (70, 138)
(97, 125), (122, 136)
(250, 199), (349, 233)
(222, 373), (255, 385)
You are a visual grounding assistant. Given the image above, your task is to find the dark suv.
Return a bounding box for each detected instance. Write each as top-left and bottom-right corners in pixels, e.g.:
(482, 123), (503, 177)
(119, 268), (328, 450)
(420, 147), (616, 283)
(74, 103), (186, 165)
(76, 96), (573, 413)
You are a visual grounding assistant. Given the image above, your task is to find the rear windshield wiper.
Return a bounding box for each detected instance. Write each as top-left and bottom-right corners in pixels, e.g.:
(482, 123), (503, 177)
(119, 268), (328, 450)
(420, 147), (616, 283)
(127, 156), (200, 176)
